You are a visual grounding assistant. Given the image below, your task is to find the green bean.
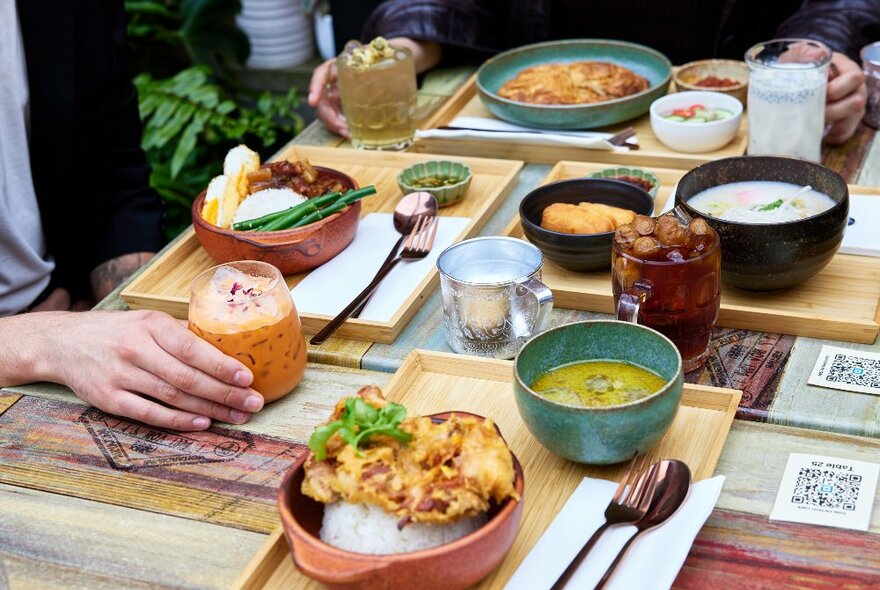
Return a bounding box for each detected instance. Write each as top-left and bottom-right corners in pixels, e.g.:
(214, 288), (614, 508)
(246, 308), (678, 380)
(260, 201), (318, 231)
(288, 187), (377, 229)
(232, 192), (342, 231)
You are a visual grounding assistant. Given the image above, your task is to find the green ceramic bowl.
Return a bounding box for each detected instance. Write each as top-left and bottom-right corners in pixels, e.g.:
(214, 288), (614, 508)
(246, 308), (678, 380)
(397, 160), (473, 208)
(587, 167), (660, 199)
(514, 320), (683, 464)
(476, 39), (673, 130)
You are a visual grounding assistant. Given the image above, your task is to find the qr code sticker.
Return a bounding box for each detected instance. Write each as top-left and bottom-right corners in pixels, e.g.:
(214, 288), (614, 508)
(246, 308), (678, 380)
(825, 354), (880, 388)
(792, 467), (862, 511)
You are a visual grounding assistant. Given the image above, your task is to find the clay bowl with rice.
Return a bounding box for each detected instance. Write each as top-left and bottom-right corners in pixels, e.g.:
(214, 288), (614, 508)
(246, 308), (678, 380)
(674, 155), (849, 290)
(278, 389), (524, 590)
(519, 178), (654, 272)
(193, 164), (361, 276)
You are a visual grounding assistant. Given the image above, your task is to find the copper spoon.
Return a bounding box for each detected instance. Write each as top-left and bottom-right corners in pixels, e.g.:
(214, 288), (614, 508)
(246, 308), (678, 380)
(593, 459), (692, 589)
(349, 191), (438, 319)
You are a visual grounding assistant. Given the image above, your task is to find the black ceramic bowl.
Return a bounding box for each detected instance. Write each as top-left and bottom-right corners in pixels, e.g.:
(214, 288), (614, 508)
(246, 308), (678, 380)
(675, 156), (849, 290)
(520, 178), (654, 272)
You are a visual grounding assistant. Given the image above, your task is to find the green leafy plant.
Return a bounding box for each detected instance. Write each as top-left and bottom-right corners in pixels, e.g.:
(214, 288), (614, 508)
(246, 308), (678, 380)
(308, 398), (413, 461)
(126, 0), (305, 240)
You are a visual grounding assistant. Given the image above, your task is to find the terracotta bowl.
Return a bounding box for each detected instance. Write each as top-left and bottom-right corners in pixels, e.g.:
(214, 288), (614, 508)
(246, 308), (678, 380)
(191, 167), (359, 275)
(277, 412), (525, 590)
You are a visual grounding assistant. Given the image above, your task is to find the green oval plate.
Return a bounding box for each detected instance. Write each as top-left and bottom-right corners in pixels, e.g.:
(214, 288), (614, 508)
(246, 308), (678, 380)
(477, 39), (672, 130)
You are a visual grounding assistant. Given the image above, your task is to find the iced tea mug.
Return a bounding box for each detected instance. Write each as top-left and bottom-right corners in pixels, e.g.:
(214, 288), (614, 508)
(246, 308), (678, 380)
(612, 212), (721, 372)
(189, 261), (306, 402)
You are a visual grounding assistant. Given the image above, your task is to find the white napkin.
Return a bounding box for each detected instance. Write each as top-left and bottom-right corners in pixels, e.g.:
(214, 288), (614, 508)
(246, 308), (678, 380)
(416, 116), (634, 151)
(291, 213), (470, 323)
(840, 194), (880, 257)
(506, 475), (725, 590)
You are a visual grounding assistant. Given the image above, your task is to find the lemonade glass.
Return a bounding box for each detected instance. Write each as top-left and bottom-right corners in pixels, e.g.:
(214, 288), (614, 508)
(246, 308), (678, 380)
(189, 261), (306, 402)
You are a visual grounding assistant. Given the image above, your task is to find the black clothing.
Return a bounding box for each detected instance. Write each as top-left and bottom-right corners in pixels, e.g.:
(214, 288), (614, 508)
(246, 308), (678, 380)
(362, 0), (880, 65)
(17, 0), (163, 300)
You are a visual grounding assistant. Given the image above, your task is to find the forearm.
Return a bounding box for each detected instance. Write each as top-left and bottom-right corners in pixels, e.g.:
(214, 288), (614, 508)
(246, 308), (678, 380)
(0, 312), (65, 387)
(775, 0), (880, 60)
(90, 251), (155, 302)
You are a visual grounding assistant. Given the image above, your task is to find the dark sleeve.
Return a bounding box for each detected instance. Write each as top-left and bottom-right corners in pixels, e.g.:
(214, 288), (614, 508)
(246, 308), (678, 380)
(362, 0), (505, 63)
(90, 3), (164, 265)
(775, 0), (880, 60)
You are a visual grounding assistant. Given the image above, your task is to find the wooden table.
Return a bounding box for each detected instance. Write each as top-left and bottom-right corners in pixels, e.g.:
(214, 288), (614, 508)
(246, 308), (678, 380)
(2, 73), (880, 588)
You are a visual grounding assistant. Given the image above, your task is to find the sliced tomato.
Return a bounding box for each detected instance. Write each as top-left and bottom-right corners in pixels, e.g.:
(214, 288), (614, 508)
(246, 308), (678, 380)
(689, 103), (706, 110)
(671, 109), (693, 118)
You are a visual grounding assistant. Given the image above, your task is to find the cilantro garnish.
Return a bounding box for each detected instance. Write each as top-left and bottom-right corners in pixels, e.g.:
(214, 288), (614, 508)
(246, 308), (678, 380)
(308, 398), (412, 461)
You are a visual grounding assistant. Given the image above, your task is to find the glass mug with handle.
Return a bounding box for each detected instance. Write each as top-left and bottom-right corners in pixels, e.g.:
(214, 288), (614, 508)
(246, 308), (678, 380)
(437, 237), (554, 359)
(611, 210), (721, 372)
(189, 261), (307, 403)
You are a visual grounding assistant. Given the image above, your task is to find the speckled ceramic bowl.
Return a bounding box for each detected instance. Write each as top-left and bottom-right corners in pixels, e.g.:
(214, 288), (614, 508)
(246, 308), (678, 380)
(277, 412), (525, 590)
(519, 178), (654, 272)
(514, 320), (683, 465)
(397, 160), (473, 208)
(674, 156), (849, 290)
(587, 167), (660, 198)
(674, 59), (749, 105)
(476, 39), (672, 129)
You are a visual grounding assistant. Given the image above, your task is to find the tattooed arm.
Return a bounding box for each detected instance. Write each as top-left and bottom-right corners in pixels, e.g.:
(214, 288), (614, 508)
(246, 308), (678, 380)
(90, 251), (155, 302)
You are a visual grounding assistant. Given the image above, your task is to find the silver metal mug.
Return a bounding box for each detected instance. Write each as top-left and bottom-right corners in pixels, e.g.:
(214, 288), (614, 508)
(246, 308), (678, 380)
(436, 236), (554, 359)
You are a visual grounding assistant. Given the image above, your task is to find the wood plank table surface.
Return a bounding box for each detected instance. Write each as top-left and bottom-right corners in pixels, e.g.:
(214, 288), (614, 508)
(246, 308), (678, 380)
(2, 67), (880, 589)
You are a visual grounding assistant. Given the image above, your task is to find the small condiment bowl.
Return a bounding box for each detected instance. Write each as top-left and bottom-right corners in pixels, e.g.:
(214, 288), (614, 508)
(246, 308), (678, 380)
(519, 178), (654, 272)
(649, 90), (743, 153)
(587, 166), (660, 198)
(674, 59), (749, 105)
(397, 160), (473, 208)
(277, 411), (524, 590)
(514, 320), (684, 465)
(192, 166), (359, 276)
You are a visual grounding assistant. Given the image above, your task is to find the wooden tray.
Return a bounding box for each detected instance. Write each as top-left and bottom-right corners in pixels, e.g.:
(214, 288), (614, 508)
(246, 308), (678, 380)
(232, 349), (742, 590)
(121, 146), (523, 343)
(502, 161), (880, 344)
(412, 74), (748, 168)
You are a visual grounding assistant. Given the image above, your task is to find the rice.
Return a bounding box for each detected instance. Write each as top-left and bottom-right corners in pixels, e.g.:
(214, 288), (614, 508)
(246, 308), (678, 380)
(233, 188), (307, 225)
(320, 502), (487, 555)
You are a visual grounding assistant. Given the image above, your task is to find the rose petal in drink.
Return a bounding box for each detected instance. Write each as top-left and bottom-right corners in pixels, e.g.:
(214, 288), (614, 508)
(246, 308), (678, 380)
(632, 215), (656, 236)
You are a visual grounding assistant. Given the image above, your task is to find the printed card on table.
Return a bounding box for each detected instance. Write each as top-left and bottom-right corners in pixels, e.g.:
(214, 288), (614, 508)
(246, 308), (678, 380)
(770, 453), (879, 531)
(807, 345), (880, 396)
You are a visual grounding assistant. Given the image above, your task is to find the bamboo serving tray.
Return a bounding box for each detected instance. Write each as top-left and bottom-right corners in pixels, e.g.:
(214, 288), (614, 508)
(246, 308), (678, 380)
(502, 161), (880, 344)
(412, 74), (748, 168)
(232, 349), (742, 590)
(121, 146), (523, 343)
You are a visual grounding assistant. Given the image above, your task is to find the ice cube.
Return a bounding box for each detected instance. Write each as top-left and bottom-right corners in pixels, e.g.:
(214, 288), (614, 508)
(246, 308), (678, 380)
(666, 249), (685, 262)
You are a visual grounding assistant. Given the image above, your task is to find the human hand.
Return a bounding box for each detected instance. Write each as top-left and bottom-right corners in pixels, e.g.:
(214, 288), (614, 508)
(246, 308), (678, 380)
(825, 52), (867, 144)
(42, 310), (263, 431)
(308, 58), (348, 137)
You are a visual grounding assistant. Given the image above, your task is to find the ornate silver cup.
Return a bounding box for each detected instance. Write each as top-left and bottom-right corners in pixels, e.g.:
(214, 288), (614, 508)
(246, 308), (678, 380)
(437, 237), (554, 359)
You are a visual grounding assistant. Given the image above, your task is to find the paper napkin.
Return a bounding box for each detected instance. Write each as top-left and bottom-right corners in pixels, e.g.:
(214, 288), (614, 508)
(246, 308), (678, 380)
(506, 475), (725, 590)
(416, 116), (635, 151)
(291, 213), (469, 323)
(839, 194), (880, 257)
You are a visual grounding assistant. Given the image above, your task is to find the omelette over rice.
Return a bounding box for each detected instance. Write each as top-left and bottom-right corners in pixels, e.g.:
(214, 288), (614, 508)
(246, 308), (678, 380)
(303, 386), (518, 527)
(498, 61), (649, 105)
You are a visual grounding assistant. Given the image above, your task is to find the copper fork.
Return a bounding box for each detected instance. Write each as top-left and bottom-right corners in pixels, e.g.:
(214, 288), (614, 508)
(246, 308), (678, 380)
(550, 455), (660, 590)
(309, 215), (439, 345)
